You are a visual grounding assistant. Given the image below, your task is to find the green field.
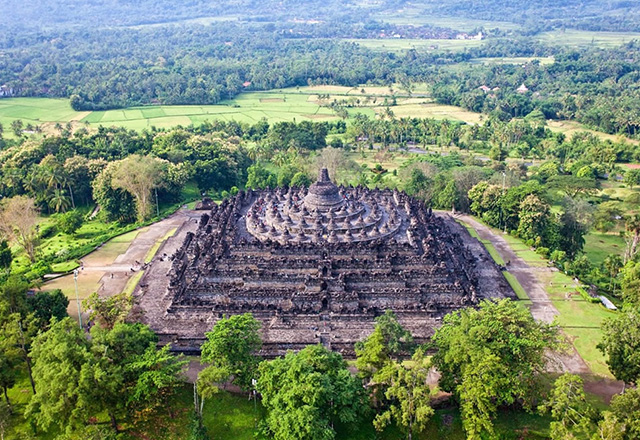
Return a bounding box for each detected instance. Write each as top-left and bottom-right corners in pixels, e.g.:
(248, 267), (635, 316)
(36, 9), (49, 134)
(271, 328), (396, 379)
(0, 92), (347, 136)
(374, 10), (521, 31)
(0, 88), (635, 146)
(346, 38), (485, 53)
(538, 30), (640, 48)
(470, 56), (555, 65)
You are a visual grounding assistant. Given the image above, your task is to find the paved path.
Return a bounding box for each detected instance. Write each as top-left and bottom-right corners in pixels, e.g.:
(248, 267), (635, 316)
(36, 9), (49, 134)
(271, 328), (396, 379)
(455, 214), (590, 375)
(44, 209), (201, 320)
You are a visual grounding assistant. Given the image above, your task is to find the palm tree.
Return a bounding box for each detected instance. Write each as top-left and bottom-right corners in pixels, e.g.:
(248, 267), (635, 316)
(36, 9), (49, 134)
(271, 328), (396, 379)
(49, 189), (71, 213)
(624, 214), (640, 262)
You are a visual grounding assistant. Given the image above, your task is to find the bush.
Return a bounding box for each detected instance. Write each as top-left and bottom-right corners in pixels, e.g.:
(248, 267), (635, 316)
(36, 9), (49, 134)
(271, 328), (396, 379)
(576, 286), (601, 303)
(535, 247), (550, 258)
(549, 250), (567, 264)
(56, 210), (84, 235)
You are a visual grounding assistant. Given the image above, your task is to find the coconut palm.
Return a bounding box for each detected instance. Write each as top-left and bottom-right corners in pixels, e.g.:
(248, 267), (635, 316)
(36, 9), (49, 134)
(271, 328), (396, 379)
(49, 189), (71, 213)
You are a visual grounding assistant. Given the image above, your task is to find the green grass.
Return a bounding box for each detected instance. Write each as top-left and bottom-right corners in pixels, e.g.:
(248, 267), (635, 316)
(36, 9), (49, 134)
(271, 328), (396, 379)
(583, 232), (626, 266)
(144, 228), (177, 263)
(538, 29), (640, 48)
(346, 38), (485, 53)
(50, 261), (80, 273)
(504, 272), (530, 300)
(374, 11), (521, 31)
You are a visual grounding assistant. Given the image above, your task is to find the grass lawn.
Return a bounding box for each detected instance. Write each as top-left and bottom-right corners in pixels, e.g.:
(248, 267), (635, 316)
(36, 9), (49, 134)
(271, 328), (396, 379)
(504, 272), (529, 300)
(583, 232), (626, 266)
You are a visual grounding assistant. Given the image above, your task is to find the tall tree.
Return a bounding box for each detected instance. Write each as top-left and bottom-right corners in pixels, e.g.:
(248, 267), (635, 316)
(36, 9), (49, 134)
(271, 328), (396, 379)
(539, 373), (596, 440)
(598, 307), (640, 386)
(111, 155), (167, 221)
(257, 344), (368, 440)
(373, 349), (434, 440)
(26, 318), (95, 434)
(199, 313), (262, 392)
(432, 299), (561, 439)
(355, 310), (413, 383)
(0, 196), (40, 262)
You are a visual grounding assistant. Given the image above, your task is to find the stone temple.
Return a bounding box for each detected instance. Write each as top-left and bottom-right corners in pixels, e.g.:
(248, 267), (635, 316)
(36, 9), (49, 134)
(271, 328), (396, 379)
(135, 168), (514, 356)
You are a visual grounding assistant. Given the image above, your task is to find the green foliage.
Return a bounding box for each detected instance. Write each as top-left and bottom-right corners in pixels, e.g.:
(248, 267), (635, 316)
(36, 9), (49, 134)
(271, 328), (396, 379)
(56, 210), (84, 235)
(200, 313), (262, 391)
(355, 310), (413, 382)
(26, 318), (95, 434)
(516, 194), (550, 244)
(598, 307), (640, 385)
(26, 289), (69, 329)
(126, 344), (187, 411)
(605, 388), (640, 440)
(539, 373), (596, 440)
(290, 172), (312, 187)
(373, 349), (434, 440)
(432, 299), (561, 439)
(83, 292), (133, 330)
(257, 344), (368, 440)
(0, 240), (11, 270)
(245, 163), (277, 189)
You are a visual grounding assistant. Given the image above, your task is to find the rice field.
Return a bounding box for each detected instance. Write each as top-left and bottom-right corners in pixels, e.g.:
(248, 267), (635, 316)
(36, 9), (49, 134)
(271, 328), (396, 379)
(538, 29), (640, 48)
(345, 38), (485, 53)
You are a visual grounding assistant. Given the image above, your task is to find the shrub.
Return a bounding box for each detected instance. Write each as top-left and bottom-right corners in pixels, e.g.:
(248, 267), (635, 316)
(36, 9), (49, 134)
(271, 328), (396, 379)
(535, 247), (550, 258)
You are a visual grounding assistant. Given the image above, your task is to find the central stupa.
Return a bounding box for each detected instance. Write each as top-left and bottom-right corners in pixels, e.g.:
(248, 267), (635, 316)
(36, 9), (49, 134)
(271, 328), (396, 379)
(304, 168), (345, 211)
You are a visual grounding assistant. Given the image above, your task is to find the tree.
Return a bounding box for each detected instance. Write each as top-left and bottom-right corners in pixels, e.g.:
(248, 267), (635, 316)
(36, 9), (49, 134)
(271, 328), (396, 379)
(0, 339), (19, 408)
(624, 214), (640, 262)
(26, 318), (95, 434)
(56, 210), (83, 235)
(432, 299), (561, 439)
(548, 175), (599, 198)
(624, 169), (640, 188)
(539, 373), (596, 440)
(0, 402), (11, 440)
(245, 163), (277, 189)
(111, 155), (167, 221)
(0, 196), (40, 262)
(199, 313), (262, 391)
(290, 172), (312, 187)
(602, 387), (640, 440)
(92, 162), (137, 224)
(257, 344), (368, 440)
(88, 322), (157, 430)
(314, 147), (362, 185)
(598, 308), (640, 386)
(10, 120), (23, 137)
(516, 194), (550, 244)
(355, 310), (413, 383)
(373, 349), (434, 440)
(26, 289), (69, 330)
(83, 292), (133, 330)
(126, 344), (187, 418)
(0, 241), (11, 271)
(604, 255), (624, 296)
